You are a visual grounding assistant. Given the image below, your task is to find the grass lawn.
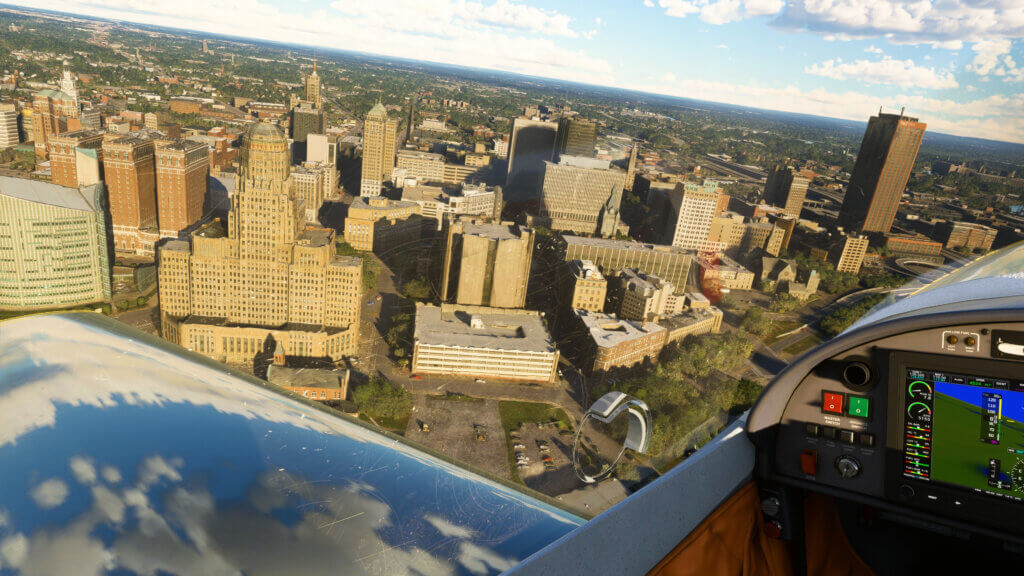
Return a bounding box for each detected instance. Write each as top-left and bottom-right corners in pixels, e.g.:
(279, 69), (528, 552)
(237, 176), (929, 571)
(358, 412), (410, 436)
(783, 334), (824, 356)
(765, 320), (802, 344)
(498, 400), (573, 484)
(427, 392), (485, 403)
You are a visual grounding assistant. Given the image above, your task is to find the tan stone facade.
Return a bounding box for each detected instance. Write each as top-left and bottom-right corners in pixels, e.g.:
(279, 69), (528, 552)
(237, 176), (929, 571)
(360, 103), (398, 196)
(343, 196), (423, 253)
(441, 219), (534, 309)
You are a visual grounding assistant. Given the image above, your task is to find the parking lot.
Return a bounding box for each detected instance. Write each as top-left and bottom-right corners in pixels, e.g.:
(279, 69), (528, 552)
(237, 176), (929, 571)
(405, 395), (509, 479)
(513, 423), (581, 496)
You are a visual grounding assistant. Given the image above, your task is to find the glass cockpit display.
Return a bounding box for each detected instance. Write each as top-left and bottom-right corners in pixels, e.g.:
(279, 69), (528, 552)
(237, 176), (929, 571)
(903, 368), (1024, 502)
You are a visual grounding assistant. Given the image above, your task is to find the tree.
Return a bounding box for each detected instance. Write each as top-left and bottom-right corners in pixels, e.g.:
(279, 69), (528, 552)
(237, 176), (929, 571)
(769, 293), (802, 313)
(352, 376), (412, 421)
(401, 277), (432, 301)
(740, 308), (772, 338)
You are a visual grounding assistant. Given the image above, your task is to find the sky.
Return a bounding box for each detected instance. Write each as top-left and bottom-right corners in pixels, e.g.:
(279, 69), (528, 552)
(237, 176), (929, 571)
(14, 0), (1024, 144)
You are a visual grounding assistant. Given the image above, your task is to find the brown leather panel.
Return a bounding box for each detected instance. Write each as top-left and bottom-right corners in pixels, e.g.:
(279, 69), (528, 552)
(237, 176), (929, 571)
(803, 493), (874, 576)
(647, 482), (792, 576)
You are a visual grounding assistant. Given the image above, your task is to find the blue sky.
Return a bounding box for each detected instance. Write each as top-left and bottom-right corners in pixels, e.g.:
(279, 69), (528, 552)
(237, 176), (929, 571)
(19, 0), (1024, 143)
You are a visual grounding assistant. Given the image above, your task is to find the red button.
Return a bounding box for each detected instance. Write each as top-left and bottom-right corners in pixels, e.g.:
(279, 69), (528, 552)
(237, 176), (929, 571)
(800, 449), (817, 476)
(822, 392), (844, 414)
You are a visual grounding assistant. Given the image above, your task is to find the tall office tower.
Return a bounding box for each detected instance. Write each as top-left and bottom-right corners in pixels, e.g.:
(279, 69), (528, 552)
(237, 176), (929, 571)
(360, 102), (398, 197)
(0, 177), (111, 311)
(554, 116), (597, 159)
(291, 102), (325, 143)
(505, 117), (557, 202)
(158, 122), (363, 363)
(624, 143), (639, 192)
(304, 61), (322, 108)
(103, 134), (158, 253)
(665, 180), (721, 251)
(840, 111), (926, 234)
(155, 139), (209, 238)
(537, 156), (627, 237)
(832, 234), (869, 274)
(0, 103), (21, 148)
(58, 66), (79, 109)
(764, 165), (809, 218)
(31, 89), (78, 160)
(441, 219), (534, 309)
(405, 93), (416, 143)
(48, 129), (104, 188)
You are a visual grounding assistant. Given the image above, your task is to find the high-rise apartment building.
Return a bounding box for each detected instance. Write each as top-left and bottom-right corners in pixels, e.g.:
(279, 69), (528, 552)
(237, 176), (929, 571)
(665, 181), (720, 251)
(304, 61), (322, 108)
(0, 177), (111, 310)
(155, 139), (209, 238)
(158, 123), (363, 364)
(47, 129), (104, 188)
(764, 165), (809, 218)
(505, 118), (557, 201)
(840, 112), (926, 234)
(555, 116), (597, 159)
(832, 234), (870, 274)
(0, 103), (19, 149)
(441, 219), (534, 309)
(103, 134), (159, 253)
(537, 156), (627, 237)
(360, 102), (398, 197)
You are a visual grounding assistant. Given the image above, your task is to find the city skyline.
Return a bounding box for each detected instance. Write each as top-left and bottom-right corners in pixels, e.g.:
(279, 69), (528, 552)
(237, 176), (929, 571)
(11, 0), (1024, 144)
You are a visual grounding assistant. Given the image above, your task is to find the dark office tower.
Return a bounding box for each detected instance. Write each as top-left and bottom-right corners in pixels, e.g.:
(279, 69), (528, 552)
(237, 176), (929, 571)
(555, 116), (597, 159)
(764, 165), (809, 218)
(406, 93), (416, 143)
(291, 102), (325, 143)
(839, 111), (926, 234)
(505, 117), (557, 202)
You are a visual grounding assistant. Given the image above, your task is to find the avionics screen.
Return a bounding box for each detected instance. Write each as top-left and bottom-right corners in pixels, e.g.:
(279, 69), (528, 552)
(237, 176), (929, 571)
(903, 368), (1024, 502)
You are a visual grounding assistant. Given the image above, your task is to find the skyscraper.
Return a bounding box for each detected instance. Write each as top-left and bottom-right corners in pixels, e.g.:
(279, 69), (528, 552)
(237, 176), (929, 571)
(624, 143), (639, 192)
(155, 139), (209, 238)
(360, 102), (398, 197)
(537, 156), (626, 237)
(505, 117), (557, 202)
(441, 219), (534, 309)
(840, 111), (926, 234)
(665, 181), (720, 251)
(0, 103), (19, 149)
(291, 102), (325, 143)
(304, 61), (322, 108)
(554, 116), (597, 159)
(103, 134), (159, 253)
(764, 165), (809, 218)
(58, 66), (79, 110)
(158, 122), (363, 364)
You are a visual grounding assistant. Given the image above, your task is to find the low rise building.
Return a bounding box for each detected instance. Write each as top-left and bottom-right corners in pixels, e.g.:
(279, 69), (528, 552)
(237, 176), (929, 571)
(618, 268), (684, 321)
(267, 344), (349, 402)
(564, 260), (608, 312)
(574, 310), (666, 373)
(412, 303), (559, 383)
(401, 183), (501, 230)
(699, 254), (755, 291)
(343, 196), (423, 253)
(933, 221), (997, 252)
(560, 235), (695, 294)
(885, 233), (943, 259)
(661, 306), (724, 344)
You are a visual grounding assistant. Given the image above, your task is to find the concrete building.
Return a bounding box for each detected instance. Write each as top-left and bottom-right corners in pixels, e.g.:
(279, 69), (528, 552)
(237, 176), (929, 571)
(665, 181), (721, 250)
(934, 221), (997, 252)
(505, 117), (557, 201)
(293, 162), (332, 223)
(307, 133), (337, 166)
(560, 235), (694, 294)
(291, 102), (325, 144)
(555, 116), (597, 159)
(158, 123), (363, 364)
(103, 133), (160, 254)
(618, 268), (685, 321)
(441, 219), (534, 309)
(536, 156), (627, 237)
(0, 102), (19, 148)
(412, 303), (559, 383)
(764, 165), (809, 218)
(0, 177), (111, 310)
(574, 310), (666, 373)
(395, 149), (445, 183)
(493, 136), (509, 158)
(343, 196), (423, 253)
(699, 254), (755, 291)
(885, 233), (943, 258)
(661, 305), (724, 344)
(401, 183), (501, 230)
(832, 235), (870, 274)
(156, 139), (209, 238)
(565, 259), (607, 312)
(840, 112), (926, 234)
(48, 129), (104, 188)
(360, 102), (398, 196)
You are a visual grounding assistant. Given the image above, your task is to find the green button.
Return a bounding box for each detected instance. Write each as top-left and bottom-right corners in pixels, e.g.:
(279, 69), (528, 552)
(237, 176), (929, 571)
(848, 396), (870, 418)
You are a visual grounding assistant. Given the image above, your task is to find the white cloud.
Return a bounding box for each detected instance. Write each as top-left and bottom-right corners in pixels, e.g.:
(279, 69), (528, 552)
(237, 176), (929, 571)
(70, 456), (97, 485)
(966, 85), (976, 92)
(864, 45), (883, 54)
(30, 479), (69, 509)
(968, 39), (1024, 81)
(656, 0), (782, 24)
(0, 534), (28, 569)
(806, 56), (959, 89)
(644, 0), (655, 6)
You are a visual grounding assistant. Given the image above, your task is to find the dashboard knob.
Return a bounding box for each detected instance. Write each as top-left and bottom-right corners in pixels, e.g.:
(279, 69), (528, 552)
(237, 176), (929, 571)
(899, 484), (915, 501)
(761, 497), (781, 518)
(835, 456), (861, 479)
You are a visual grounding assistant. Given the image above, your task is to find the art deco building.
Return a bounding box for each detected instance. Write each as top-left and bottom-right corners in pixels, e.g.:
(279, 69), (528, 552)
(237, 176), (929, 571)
(155, 139), (209, 238)
(0, 177), (111, 310)
(48, 129), (104, 188)
(536, 156), (627, 237)
(360, 103), (398, 197)
(441, 219), (534, 309)
(103, 133), (161, 254)
(159, 123), (362, 364)
(304, 61), (322, 108)
(764, 165), (809, 218)
(840, 112), (926, 234)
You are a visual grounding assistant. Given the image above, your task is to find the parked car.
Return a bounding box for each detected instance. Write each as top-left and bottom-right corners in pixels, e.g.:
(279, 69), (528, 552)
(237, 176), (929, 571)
(513, 443), (525, 450)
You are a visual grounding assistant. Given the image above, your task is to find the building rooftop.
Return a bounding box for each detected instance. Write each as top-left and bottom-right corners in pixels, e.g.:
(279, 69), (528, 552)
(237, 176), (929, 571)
(160, 139), (207, 152)
(0, 176), (100, 212)
(163, 240), (190, 252)
(658, 307), (721, 331)
(562, 235), (692, 255)
(297, 226), (333, 247)
(555, 156), (614, 170)
(568, 259), (604, 280)
(401, 185), (448, 203)
(51, 129), (102, 141)
(460, 220), (525, 241)
(267, 364), (346, 389)
(414, 303), (556, 353)
(574, 310), (665, 349)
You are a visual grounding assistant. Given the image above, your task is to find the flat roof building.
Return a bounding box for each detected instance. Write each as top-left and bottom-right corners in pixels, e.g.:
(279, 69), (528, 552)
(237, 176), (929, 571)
(933, 221), (997, 253)
(412, 303), (559, 383)
(441, 219), (534, 309)
(564, 259), (607, 312)
(574, 310), (666, 373)
(560, 235), (695, 295)
(536, 155), (627, 237)
(764, 165), (809, 219)
(343, 196), (423, 253)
